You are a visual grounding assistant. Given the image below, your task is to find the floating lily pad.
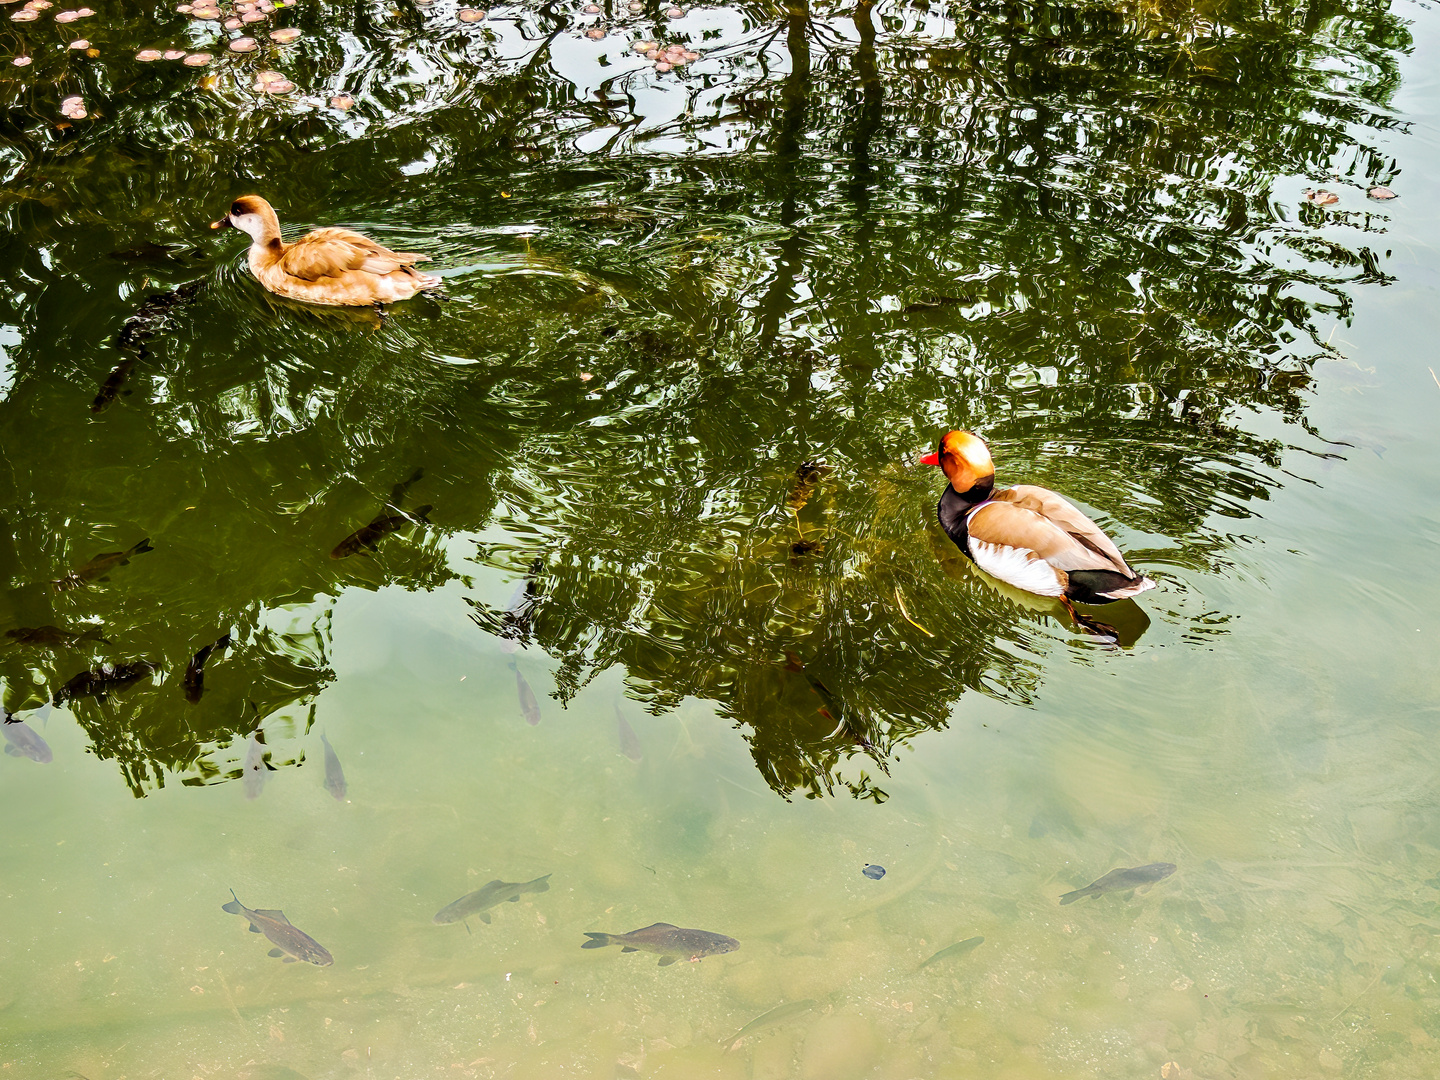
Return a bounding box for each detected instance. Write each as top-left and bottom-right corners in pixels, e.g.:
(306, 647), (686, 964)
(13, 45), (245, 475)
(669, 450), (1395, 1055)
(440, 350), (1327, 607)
(241, 9), (264, 20)
(631, 40), (655, 51)
(585, 26), (605, 38)
(329, 92), (354, 110)
(10, 9), (39, 19)
(457, 7), (484, 20)
(264, 77), (294, 93)
(665, 6), (682, 16)
(268, 26), (301, 41)
(253, 67), (282, 83)
(136, 48), (161, 60)
(228, 35), (256, 51)
(182, 50), (211, 65)
(68, 37), (88, 47)
(163, 48), (186, 58)
(1368, 186), (1397, 200)
(25, 0), (53, 10)
(12, 55), (32, 65)
(223, 17), (240, 28)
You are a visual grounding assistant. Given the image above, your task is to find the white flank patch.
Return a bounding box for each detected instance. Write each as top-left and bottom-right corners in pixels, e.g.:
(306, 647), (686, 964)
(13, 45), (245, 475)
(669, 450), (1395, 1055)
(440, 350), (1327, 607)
(968, 540), (1065, 597)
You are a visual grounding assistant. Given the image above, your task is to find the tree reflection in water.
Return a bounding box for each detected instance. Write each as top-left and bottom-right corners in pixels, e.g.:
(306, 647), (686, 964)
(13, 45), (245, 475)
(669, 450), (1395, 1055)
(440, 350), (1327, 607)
(0, 0), (1409, 795)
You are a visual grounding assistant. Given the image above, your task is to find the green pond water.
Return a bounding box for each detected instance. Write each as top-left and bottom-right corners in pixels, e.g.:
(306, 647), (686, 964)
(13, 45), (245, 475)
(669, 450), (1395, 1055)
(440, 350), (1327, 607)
(3, 0), (1440, 1074)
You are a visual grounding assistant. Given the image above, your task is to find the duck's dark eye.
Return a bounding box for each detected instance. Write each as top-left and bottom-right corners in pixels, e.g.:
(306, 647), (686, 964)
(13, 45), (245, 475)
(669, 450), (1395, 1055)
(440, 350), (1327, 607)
(230, 201), (245, 216)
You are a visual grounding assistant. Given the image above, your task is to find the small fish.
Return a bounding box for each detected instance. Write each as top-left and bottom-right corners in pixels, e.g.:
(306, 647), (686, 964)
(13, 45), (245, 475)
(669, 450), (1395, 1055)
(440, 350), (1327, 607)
(862, 864), (885, 880)
(498, 557), (544, 653)
(54, 538), (154, 591)
(2, 716), (52, 763)
(917, 935), (984, 970)
(5, 625), (110, 649)
(329, 505), (431, 559)
(433, 874), (552, 926)
(786, 460), (829, 513)
(91, 357), (138, 413)
(320, 733), (347, 800)
(722, 999), (818, 1050)
(242, 731), (270, 800)
(1059, 862), (1176, 905)
(221, 890), (334, 966)
(581, 922), (740, 966)
(615, 704), (642, 762)
(513, 663), (540, 725)
(115, 280), (203, 351)
(183, 633), (231, 703)
(52, 661), (158, 705)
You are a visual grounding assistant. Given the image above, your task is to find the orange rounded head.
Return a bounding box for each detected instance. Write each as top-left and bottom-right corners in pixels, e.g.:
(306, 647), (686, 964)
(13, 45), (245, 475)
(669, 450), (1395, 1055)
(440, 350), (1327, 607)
(920, 430), (995, 493)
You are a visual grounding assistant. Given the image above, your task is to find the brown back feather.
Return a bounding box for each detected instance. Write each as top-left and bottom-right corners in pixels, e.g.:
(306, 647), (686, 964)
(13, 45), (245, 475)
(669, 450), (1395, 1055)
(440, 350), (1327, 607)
(974, 485), (1138, 576)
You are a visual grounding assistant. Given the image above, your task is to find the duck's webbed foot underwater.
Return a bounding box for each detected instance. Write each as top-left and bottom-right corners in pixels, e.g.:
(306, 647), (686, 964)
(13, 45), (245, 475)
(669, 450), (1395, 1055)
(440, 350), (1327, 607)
(1061, 598), (1119, 644)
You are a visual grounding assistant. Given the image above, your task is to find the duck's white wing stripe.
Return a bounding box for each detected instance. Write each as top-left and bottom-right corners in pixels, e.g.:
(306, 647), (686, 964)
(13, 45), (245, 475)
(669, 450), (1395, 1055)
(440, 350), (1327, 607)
(968, 540), (1066, 597)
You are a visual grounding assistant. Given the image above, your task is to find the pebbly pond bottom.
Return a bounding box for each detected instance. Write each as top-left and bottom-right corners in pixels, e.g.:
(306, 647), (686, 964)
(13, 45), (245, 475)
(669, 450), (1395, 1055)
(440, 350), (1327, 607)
(5, 0), (1440, 1073)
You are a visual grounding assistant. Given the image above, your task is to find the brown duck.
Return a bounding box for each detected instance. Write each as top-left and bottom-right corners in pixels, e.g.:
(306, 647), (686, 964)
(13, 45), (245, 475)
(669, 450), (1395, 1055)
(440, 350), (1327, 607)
(922, 430), (1155, 638)
(211, 195), (441, 306)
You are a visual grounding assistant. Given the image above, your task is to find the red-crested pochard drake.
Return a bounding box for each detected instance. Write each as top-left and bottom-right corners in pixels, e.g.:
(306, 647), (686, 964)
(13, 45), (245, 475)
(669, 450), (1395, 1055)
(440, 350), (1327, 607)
(211, 195), (441, 307)
(922, 430), (1155, 638)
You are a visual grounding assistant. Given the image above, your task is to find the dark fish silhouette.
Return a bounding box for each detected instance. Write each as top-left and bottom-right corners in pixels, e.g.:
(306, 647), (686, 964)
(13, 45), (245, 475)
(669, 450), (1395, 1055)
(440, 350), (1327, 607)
(183, 633), (231, 703)
(917, 935), (984, 970)
(434, 874), (551, 926)
(581, 923), (740, 966)
(5, 625), (110, 649)
(242, 731), (270, 800)
(1059, 863), (1176, 905)
(2, 716), (52, 763)
(722, 999), (818, 1050)
(320, 733), (346, 800)
(222, 890), (333, 966)
(330, 505), (431, 559)
(53, 661), (158, 705)
(54, 538), (154, 591)
(91, 356), (138, 413)
(513, 663), (540, 725)
(330, 469), (427, 558)
(115, 280), (203, 352)
(615, 704), (642, 762)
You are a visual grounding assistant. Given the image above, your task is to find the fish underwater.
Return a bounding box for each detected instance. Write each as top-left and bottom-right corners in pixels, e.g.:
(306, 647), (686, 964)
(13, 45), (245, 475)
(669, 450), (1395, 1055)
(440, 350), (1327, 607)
(499, 557), (544, 653)
(54, 538), (154, 591)
(242, 731), (271, 799)
(1059, 863), (1176, 905)
(183, 633), (231, 703)
(221, 890), (334, 966)
(4, 625), (110, 649)
(615, 704), (642, 762)
(91, 356), (138, 414)
(53, 661), (158, 705)
(2, 716), (52, 763)
(581, 922), (740, 966)
(330, 468), (428, 559)
(320, 733), (347, 800)
(433, 874), (551, 927)
(512, 663), (540, 725)
(330, 506), (431, 559)
(917, 935), (984, 970)
(722, 999), (818, 1050)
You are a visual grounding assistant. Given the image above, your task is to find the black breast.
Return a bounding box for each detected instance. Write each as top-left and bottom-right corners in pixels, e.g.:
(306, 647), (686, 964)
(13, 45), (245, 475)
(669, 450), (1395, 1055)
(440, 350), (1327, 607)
(936, 478), (994, 562)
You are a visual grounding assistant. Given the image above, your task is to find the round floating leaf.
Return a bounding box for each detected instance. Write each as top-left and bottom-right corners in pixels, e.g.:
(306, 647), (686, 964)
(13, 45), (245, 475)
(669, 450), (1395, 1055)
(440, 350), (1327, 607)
(329, 93), (354, 110)
(182, 50), (211, 64)
(631, 40), (654, 51)
(253, 67), (281, 83)
(224, 17), (240, 28)
(457, 7), (484, 20)
(585, 26), (605, 38)
(265, 77), (293, 93)
(68, 37), (87, 47)
(228, 35), (256, 51)
(665, 6), (682, 16)
(240, 9), (264, 20)
(12, 55), (32, 65)
(1368, 186), (1398, 200)
(268, 26), (300, 41)
(10, 9), (39, 19)
(162, 48), (186, 58)
(136, 48), (161, 60)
